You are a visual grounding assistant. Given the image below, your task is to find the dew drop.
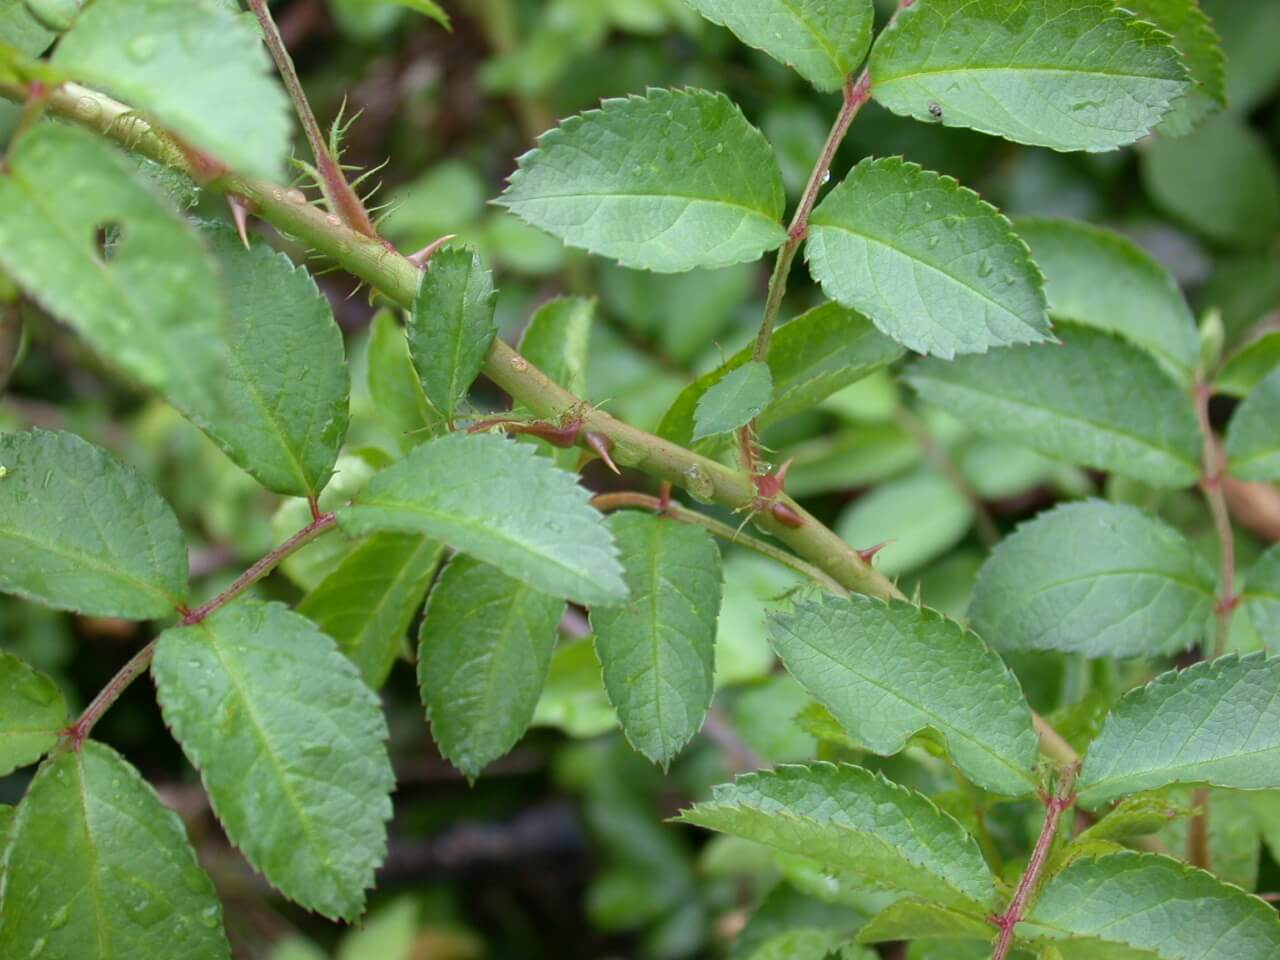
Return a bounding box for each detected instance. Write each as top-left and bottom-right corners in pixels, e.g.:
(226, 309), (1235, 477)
(125, 35), (158, 63)
(683, 465), (716, 504)
(821, 170), (831, 184)
(28, 937), (46, 959)
(48, 906), (69, 930)
(199, 905), (220, 929)
(977, 257), (994, 278)
(926, 236), (940, 250)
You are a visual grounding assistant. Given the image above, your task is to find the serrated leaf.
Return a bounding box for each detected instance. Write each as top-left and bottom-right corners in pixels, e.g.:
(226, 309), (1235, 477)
(518, 296), (595, 398)
(857, 900), (992, 944)
(659, 302), (904, 448)
(1226, 366), (1280, 482)
(52, 0), (292, 180)
(693, 361), (773, 441)
(1078, 654), (1280, 807)
(1124, 0), (1227, 137)
(0, 651), (67, 776)
(682, 0), (873, 92)
(868, 0), (1189, 152)
(590, 512), (722, 766)
(676, 763), (998, 912)
(906, 322), (1202, 487)
(408, 246), (497, 423)
(0, 741), (229, 960)
(1019, 852), (1280, 957)
(498, 88), (787, 273)
(969, 500), (1216, 659)
(0, 429), (188, 618)
(367, 308), (442, 452)
(805, 157), (1051, 358)
(153, 601), (394, 920)
(418, 555), (565, 779)
(1072, 794), (1190, 847)
(1217, 332), (1280, 399)
(204, 228), (351, 497)
(835, 469), (972, 577)
(337, 432), (626, 605)
(1244, 544), (1280, 652)
(1016, 218), (1199, 383)
(298, 533), (444, 688)
(768, 593), (1039, 795)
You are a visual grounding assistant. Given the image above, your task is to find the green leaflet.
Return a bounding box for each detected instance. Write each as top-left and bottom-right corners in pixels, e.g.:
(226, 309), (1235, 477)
(205, 228), (351, 497)
(518, 296), (595, 398)
(335, 898), (421, 960)
(906, 322), (1202, 488)
(733, 883), (863, 960)
(676, 763), (998, 913)
(1078, 654), (1280, 807)
(273, 455), (376, 591)
(682, 0), (873, 92)
(658, 301), (904, 449)
(1071, 794), (1190, 847)
(1141, 111), (1280, 249)
(1123, 0), (1227, 137)
(590, 512), (722, 766)
(498, 88), (787, 273)
(692, 361), (773, 441)
(1016, 218), (1199, 384)
(1019, 852), (1280, 958)
(52, 0), (292, 180)
(969, 500), (1216, 659)
(805, 158), (1051, 358)
(767, 594), (1039, 796)
(1244, 543), (1280, 651)
(0, 651), (67, 776)
(835, 469), (972, 577)
(370, 0), (449, 27)
(1226, 366), (1280, 482)
(418, 555), (565, 779)
(530, 638), (616, 738)
(153, 601), (395, 920)
(0, 742), (229, 960)
(408, 246), (497, 423)
(868, 0), (1189, 153)
(367, 309), (441, 452)
(337, 432), (627, 606)
(0, 0), (53, 55)
(297, 533), (444, 689)
(1217, 332), (1280, 398)
(857, 901), (993, 945)
(0, 429), (188, 618)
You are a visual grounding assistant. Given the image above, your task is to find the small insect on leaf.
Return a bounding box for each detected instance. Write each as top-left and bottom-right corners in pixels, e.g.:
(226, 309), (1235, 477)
(927, 100), (943, 120)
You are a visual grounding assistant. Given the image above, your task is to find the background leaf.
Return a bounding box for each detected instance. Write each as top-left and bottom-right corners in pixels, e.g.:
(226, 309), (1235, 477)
(1243, 543), (1280, 652)
(693, 361), (773, 441)
(337, 432), (626, 606)
(498, 88), (787, 273)
(1216, 332), (1280, 398)
(0, 651), (67, 776)
(153, 601), (395, 920)
(0, 429), (188, 618)
(677, 763), (997, 913)
(408, 246), (497, 423)
(906, 322), (1202, 487)
(1078, 654), (1280, 807)
(768, 594), (1039, 796)
(805, 157), (1051, 358)
(590, 512), (722, 767)
(418, 555), (565, 778)
(366, 308), (441, 452)
(518, 296), (595, 398)
(682, 0), (873, 92)
(856, 901), (993, 945)
(969, 500), (1216, 658)
(1226, 366), (1280, 482)
(0, 742), (229, 960)
(868, 0), (1189, 152)
(835, 469), (972, 577)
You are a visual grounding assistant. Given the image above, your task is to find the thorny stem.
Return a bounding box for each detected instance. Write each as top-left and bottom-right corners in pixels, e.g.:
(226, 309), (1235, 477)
(61, 513), (339, 748)
(895, 408), (1000, 548)
(246, 0), (383, 242)
(991, 765), (1079, 960)
(13, 81), (1082, 766)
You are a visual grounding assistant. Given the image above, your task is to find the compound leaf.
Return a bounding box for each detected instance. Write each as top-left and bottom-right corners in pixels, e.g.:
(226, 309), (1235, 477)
(806, 157), (1051, 358)
(682, 0), (873, 92)
(1078, 654), (1280, 807)
(1016, 218), (1198, 383)
(337, 432), (627, 606)
(418, 556), (565, 779)
(768, 594), (1039, 796)
(0, 429), (187, 619)
(298, 533), (444, 689)
(1019, 852), (1280, 957)
(0, 651), (67, 776)
(1124, 0), (1227, 137)
(676, 763), (998, 913)
(906, 322), (1202, 487)
(868, 0), (1189, 152)
(0, 741), (229, 960)
(1226, 366), (1280, 482)
(498, 88), (787, 273)
(408, 246), (497, 423)
(153, 601), (395, 920)
(52, 0), (292, 180)
(590, 512), (722, 767)
(970, 500), (1216, 659)
(693, 361), (773, 441)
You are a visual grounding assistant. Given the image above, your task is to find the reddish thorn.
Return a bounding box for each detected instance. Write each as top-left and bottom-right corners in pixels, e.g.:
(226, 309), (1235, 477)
(857, 541), (890, 564)
(788, 222), (808, 241)
(771, 501), (804, 528)
(755, 458), (796, 500)
(227, 194), (254, 248)
(584, 431), (620, 474)
(407, 234), (457, 268)
(657, 482), (673, 513)
(1216, 594), (1242, 615)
